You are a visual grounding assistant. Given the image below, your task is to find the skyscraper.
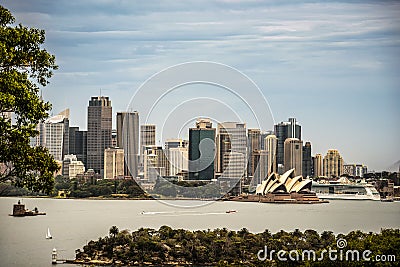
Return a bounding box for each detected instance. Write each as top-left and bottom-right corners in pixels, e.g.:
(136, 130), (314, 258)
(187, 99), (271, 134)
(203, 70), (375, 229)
(284, 138), (303, 176)
(314, 153), (323, 177)
(189, 118), (215, 180)
(302, 141), (312, 177)
(265, 134), (278, 176)
(255, 150), (268, 185)
(323, 149), (344, 178)
(117, 111), (139, 178)
(247, 128), (260, 177)
(260, 130), (274, 150)
(140, 124), (156, 165)
(43, 109), (70, 162)
(216, 122), (247, 174)
(87, 96), (112, 174)
(274, 118), (301, 167)
(69, 126), (87, 167)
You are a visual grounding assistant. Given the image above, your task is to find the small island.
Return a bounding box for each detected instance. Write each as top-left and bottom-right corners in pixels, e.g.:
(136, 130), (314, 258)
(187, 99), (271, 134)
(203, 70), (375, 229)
(73, 226), (400, 266)
(9, 200), (46, 217)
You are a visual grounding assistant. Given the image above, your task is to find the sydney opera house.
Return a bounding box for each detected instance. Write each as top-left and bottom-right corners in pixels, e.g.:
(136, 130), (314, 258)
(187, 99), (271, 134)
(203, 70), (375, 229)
(230, 169), (325, 203)
(255, 169), (312, 195)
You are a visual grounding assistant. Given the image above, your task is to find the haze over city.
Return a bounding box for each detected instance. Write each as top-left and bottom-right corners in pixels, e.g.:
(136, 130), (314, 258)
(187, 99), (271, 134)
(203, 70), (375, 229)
(4, 0), (399, 171)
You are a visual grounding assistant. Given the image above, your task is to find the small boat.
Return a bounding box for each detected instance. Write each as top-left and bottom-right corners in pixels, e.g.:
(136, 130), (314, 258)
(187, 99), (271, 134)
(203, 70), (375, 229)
(46, 228), (52, 239)
(226, 210), (237, 213)
(381, 198), (394, 202)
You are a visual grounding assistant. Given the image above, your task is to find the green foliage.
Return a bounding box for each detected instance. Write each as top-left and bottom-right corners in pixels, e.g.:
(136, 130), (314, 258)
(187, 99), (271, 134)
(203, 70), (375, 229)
(75, 227), (400, 266)
(153, 178), (222, 198)
(0, 5), (59, 194)
(52, 177), (145, 198)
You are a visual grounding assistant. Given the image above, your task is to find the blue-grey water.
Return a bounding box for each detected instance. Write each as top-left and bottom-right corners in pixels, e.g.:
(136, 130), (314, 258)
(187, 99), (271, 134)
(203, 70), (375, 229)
(0, 197), (399, 266)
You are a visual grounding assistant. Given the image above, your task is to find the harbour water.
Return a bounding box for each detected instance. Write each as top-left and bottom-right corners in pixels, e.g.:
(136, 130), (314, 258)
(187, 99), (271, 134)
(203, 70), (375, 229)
(0, 197), (399, 266)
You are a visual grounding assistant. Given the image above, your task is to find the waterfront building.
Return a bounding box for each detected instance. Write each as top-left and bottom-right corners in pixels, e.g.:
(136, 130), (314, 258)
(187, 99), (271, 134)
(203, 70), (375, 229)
(104, 147), (124, 179)
(314, 153), (323, 177)
(69, 126), (87, 167)
(256, 168), (312, 195)
(274, 118), (301, 168)
(189, 118), (215, 180)
(265, 134), (278, 176)
(302, 142), (312, 177)
(247, 128), (261, 177)
(117, 111), (139, 178)
(284, 138), (303, 176)
(343, 164), (368, 177)
(323, 149), (344, 178)
(140, 124), (156, 165)
(87, 96), (112, 174)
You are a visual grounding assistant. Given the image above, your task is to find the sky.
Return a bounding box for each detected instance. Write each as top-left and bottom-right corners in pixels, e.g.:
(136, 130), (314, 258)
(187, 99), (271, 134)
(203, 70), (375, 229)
(3, 0), (400, 171)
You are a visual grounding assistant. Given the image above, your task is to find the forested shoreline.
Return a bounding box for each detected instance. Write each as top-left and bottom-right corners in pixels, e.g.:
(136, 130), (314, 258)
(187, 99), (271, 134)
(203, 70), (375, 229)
(74, 226), (399, 266)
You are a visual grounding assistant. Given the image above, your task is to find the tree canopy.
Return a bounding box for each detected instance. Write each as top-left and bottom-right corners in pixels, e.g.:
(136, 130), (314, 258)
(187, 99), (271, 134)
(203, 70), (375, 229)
(0, 5), (59, 193)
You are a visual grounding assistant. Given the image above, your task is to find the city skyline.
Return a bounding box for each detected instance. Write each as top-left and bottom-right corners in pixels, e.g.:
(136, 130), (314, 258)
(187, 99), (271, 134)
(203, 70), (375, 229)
(3, 0), (399, 171)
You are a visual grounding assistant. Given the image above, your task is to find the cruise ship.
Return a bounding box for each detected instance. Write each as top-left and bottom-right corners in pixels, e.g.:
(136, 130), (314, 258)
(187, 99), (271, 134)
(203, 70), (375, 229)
(311, 178), (381, 201)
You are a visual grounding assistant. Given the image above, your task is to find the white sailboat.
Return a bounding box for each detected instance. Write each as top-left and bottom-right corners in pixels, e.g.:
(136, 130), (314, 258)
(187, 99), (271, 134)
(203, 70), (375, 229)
(46, 228), (52, 239)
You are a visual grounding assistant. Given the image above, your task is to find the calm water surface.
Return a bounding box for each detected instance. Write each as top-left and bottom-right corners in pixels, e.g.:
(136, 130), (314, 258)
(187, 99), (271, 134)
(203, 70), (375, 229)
(0, 197), (399, 266)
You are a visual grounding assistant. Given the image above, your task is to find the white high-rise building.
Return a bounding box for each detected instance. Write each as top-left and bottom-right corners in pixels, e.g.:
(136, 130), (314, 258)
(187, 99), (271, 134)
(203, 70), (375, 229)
(168, 146), (188, 176)
(216, 122), (247, 174)
(41, 109), (70, 161)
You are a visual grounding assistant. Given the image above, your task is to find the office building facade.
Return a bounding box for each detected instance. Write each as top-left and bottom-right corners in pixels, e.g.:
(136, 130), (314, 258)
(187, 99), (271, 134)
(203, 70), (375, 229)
(274, 118), (301, 167)
(189, 118), (215, 180)
(104, 147), (124, 179)
(284, 138), (303, 176)
(87, 96), (112, 174)
(247, 128), (260, 177)
(314, 153), (323, 177)
(323, 149), (344, 178)
(117, 111), (139, 178)
(265, 134), (278, 176)
(140, 124), (156, 165)
(302, 141), (312, 177)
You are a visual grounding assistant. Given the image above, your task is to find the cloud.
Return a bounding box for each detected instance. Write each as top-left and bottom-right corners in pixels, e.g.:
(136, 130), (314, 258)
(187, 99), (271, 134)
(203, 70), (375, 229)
(3, 0), (400, 170)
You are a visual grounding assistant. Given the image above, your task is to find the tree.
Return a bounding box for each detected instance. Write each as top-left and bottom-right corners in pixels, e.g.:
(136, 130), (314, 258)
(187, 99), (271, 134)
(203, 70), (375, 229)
(0, 5), (59, 193)
(109, 226), (119, 238)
